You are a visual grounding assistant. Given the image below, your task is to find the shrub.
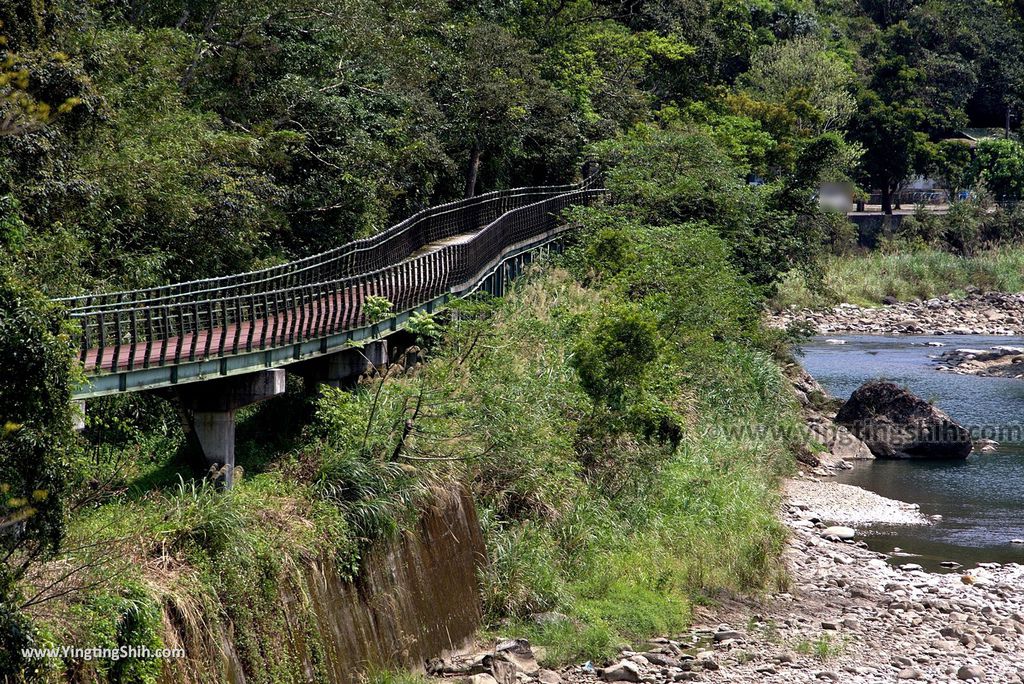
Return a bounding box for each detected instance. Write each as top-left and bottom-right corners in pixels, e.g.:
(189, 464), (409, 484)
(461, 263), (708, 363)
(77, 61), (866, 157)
(573, 303), (658, 412)
(0, 270), (78, 681)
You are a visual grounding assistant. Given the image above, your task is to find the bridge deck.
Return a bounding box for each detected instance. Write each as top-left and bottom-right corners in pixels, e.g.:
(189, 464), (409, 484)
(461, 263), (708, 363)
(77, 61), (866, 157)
(82, 286), (357, 372)
(81, 226), (493, 372)
(65, 180), (605, 397)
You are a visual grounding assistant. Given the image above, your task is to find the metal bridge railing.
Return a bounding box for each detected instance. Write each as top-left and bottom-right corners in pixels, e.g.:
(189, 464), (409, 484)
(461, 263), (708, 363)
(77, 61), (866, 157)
(68, 184), (604, 375)
(59, 176), (601, 314)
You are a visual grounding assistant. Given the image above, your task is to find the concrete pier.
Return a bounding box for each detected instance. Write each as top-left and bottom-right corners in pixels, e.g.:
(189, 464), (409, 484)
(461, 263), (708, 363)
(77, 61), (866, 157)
(73, 400), (86, 432)
(178, 369), (286, 486)
(293, 341), (391, 390)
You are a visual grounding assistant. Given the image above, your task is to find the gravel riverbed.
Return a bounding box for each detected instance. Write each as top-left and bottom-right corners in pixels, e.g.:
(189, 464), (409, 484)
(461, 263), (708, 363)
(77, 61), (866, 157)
(559, 476), (1024, 684)
(770, 291), (1024, 336)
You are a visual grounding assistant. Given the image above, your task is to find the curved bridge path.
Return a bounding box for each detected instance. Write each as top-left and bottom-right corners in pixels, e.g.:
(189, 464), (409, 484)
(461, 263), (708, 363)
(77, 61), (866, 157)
(58, 177), (604, 483)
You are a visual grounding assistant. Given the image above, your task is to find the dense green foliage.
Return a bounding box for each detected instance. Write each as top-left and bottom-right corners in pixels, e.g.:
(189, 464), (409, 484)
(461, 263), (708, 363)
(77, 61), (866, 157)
(8, 0), (1024, 680)
(4, 0), (1020, 296)
(0, 271), (78, 677)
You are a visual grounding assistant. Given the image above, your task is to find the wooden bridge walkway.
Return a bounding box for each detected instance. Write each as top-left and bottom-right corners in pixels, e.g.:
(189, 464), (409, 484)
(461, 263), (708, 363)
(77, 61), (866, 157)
(60, 178), (604, 398)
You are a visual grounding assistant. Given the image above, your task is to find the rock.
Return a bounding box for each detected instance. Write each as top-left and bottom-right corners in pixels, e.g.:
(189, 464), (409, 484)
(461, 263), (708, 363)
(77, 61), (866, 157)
(433, 653), (496, 676)
(712, 629), (745, 642)
(835, 381), (973, 459)
(491, 658), (517, 684)
(806, 416), (875, 465)
(983, 635), (1006, 652)
(900, 563), (924, 572)
(537, 670), (561, 684)
(640, 652), (678, 667)
(932, 639), (960, 651)
(467, 675), (498, 684)
(821, 526), (856, 540)
(599, 661), (641, 683)
(898, 667), (925, 680)
(496, 639), (540, 675)
(957, 664), (985, 680)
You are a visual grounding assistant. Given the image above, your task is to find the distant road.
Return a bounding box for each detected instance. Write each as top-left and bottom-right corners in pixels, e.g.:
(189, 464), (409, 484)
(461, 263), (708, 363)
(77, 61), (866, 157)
(848, 204), (950, 216)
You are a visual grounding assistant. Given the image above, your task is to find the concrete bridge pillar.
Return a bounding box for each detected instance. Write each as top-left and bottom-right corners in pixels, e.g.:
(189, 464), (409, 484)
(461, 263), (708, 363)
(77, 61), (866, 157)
(292, 340), (391, 390)
(178, 369), (286, 487)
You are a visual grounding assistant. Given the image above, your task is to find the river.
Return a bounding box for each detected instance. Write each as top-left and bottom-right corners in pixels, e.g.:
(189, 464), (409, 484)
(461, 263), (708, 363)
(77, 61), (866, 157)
(799, 334), (1024, 569)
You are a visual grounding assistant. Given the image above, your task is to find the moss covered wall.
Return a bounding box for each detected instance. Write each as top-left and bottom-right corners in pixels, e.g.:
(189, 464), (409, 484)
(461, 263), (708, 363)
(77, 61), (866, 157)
(159, 488), (485, 684)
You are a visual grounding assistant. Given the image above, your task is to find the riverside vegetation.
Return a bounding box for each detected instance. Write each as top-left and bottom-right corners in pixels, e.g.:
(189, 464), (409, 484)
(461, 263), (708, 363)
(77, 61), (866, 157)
(774, 194), (1024, 309)
(2, 122), (814, 682)
(9, 0), (1024, 682)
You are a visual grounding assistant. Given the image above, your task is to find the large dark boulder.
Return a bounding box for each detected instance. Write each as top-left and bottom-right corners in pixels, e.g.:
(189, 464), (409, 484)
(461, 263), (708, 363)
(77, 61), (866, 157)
(835, 381), (972, 459)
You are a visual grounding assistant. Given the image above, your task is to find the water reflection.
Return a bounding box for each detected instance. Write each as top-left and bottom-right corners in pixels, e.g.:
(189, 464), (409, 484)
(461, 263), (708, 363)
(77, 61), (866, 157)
(799, 335), (1024, 568)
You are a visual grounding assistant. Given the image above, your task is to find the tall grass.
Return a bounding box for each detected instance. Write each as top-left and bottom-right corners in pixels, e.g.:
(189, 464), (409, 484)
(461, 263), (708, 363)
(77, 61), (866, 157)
(451, 268), (793, 664)
(773, 246), (1024, 309)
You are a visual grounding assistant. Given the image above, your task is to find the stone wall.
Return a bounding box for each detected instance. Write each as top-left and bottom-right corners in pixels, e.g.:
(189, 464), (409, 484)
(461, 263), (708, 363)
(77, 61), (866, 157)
(159, 487), (486, 684)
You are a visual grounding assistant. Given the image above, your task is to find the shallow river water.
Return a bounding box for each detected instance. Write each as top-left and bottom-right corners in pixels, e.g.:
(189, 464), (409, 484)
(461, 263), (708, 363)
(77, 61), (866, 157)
(799, 335), (1024, 568)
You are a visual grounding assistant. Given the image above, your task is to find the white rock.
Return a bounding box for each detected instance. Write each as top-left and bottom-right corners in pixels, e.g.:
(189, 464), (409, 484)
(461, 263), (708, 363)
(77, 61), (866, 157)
(821, 526), (856, 540)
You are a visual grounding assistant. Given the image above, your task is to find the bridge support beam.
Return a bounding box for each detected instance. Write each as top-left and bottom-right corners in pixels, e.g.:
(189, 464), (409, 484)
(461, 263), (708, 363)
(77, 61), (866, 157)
(178, 369), (286, 487)
(292, 340), (390, 390)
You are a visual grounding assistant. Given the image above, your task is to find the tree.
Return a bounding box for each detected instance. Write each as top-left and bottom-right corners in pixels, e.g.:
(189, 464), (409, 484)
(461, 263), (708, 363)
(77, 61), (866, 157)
(970, 138), (1024, 199)
(0, 20), (81, 137)
(929, 138), (973, 200)
(849, 42), (933, 216)
(573, 303), (658, 412)
(739, 37), (857, 136)
(440, 22), (578, 197)
(860, 0), (920, 27)
(596, 121), (824, 291)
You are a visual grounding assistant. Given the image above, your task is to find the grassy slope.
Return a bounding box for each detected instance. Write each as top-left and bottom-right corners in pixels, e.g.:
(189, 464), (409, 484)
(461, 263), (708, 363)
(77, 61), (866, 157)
(24, 257), (800, 681)
(772, 246), (1024, 309)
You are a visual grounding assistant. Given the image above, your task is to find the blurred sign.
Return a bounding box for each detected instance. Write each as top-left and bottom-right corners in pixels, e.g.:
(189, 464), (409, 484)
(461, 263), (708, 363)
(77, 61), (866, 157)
(818, 182), (854, 212)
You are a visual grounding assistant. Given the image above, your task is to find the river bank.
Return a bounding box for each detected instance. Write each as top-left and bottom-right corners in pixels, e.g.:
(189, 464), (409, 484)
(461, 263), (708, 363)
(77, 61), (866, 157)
(566, 351), (1024, 682)
(771, 290), (1024, 336)
(551, 474), (1024, 684)
(429, 355), (1024, 684)
(933, 345), (1024, 379)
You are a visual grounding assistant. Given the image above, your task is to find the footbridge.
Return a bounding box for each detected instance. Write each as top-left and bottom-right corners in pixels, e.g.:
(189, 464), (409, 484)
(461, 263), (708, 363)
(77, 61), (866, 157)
(59, 175), (604, 481)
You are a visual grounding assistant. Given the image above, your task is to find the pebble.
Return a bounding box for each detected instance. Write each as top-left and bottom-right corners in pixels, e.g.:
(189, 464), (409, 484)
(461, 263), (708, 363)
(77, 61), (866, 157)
(820, 526), (856, 540)
(957, 664), (985, 680)
(712, 630), (745, 642)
